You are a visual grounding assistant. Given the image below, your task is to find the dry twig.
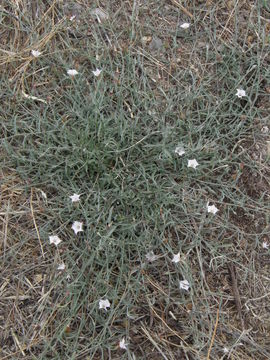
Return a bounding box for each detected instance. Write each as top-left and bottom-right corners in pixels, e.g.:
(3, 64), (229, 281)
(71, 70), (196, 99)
(170, 0), (194, 19)
(30, 188), (45, 258)
(228, 262), (245, 329)
(207, 307), (220, 360)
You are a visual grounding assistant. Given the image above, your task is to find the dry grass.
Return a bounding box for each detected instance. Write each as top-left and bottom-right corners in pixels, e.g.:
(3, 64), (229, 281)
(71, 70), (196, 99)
(1, 1), (270, 359)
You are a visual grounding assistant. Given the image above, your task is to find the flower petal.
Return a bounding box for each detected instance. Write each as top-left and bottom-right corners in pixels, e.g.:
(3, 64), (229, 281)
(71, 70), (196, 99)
(172, 252), (180, 263)
(69, 193), (81, 203)
(67, 69), (78, 76)
(57, 263), (65, 270)
(187, 159), (199, 169)
(49, 235), (62, 246)
(71, 221), (83, 235)
(179, 279), (190, 291)
(92, 68), (102, 77)
(119, 338), (128, 350)
(99, 299), (111, 310)
(207, 204), (219, 215)
(146, 251), (158, 262)
(236, 89), (246, 98)
(31, 50), (41, 57)
(175, 146), (185, 157)
(180, 22), (190, 29)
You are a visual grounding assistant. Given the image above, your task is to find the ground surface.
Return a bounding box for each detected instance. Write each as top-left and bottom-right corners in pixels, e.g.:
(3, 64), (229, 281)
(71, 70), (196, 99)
(1, 1), (270, 359)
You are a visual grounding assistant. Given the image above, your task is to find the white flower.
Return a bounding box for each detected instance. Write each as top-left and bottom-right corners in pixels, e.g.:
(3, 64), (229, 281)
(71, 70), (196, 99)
(188, 159), (199, 169)
(175, 146), (185, 157)
(146, 251), (158, 262)
(223, 347), (229, 354)
(71, 221), (83, 235)
(236, 89), (246, 98)
(40, 190), (47, 199)
(69, 193), (81, 203)
(261, 126), (269, 134)
(262, 241), (269, 249)
(31, 50), (41, 57)
(180, 22), (190, 29)
(179, 279), (190, 291)
(69, 15), (76, 21)
(92, 68), (102, 77)
(99, 298), (111, 311)
(49, 235), (62, 246)
(172, 252), (180, 263)
(57, 263), (65, 270)
(67, 69), (78, 76)
(207, 203), (219, 215)
(119, 338), (128, 350)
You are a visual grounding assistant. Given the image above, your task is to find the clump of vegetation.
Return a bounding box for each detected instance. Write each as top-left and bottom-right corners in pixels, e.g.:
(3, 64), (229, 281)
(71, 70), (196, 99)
(1, 1), (270, 359)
